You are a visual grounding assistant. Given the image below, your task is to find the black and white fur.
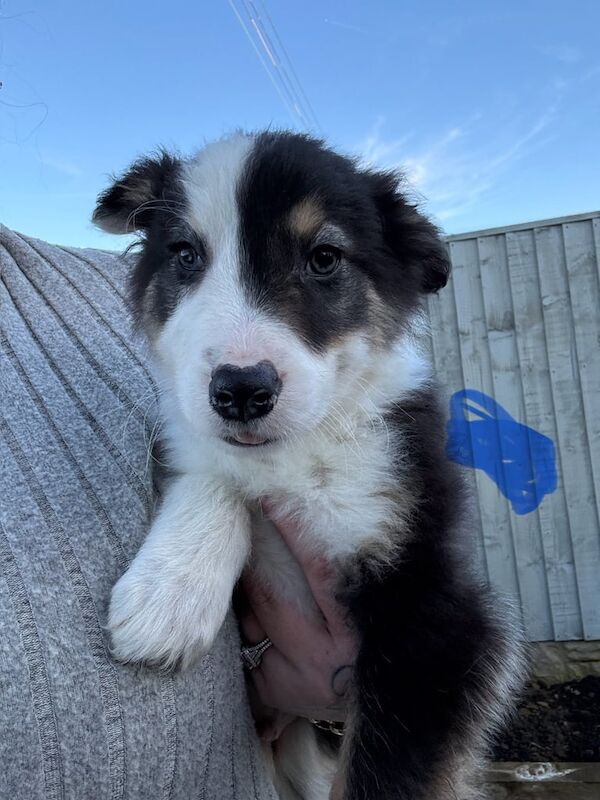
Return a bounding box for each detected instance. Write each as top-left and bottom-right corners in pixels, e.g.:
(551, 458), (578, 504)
(94, 131), (523, 800)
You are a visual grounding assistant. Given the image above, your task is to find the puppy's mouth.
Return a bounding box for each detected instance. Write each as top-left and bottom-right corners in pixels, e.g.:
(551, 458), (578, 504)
(223, 431), (274, 448)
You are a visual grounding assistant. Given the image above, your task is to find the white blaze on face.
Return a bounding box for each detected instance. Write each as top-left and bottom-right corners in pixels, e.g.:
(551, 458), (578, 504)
(153, 134), (333, 440)
(152, 135), (432, 445)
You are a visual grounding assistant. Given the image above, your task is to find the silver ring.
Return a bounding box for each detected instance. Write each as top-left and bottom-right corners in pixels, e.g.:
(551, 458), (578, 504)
(240, 637), (273, 671)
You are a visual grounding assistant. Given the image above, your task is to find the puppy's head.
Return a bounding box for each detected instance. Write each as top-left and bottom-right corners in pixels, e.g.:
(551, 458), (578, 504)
(93, 132), (449, 449)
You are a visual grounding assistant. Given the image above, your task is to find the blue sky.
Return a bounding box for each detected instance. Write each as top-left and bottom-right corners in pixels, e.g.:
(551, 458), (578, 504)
(1, 0), (599, 248)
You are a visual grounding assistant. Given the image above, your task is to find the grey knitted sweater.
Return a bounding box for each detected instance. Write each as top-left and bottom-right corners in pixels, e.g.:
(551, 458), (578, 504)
(0, 225), (276, 800)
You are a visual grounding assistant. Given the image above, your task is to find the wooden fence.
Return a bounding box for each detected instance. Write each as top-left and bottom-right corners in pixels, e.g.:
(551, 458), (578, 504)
(428, 212), (600, 642)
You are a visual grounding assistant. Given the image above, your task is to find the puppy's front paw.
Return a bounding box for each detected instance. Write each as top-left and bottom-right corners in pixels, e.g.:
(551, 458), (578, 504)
(107, 562), (229, 669)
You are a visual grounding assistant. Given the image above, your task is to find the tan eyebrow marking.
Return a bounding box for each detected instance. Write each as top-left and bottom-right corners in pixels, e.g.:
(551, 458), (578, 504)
(287, 197), (326, 237)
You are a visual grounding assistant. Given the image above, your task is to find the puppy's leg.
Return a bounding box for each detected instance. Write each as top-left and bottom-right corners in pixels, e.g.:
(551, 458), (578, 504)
(108, 475), (250, 668)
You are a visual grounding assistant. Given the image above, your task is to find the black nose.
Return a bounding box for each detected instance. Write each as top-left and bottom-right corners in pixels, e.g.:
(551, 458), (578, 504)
(209, 361), (282, 422)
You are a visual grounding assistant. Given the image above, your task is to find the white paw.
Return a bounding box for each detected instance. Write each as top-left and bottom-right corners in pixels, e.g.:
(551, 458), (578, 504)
(107, 561), (229, 669)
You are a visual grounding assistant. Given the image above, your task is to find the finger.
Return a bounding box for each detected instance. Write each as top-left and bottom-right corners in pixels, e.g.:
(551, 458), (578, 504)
(238, 603), (268, 646)
(248, 645), (296, 710)
(261, 502), (352, 637)
(250, 646), (347, 721)
(241, 572), (326, 657)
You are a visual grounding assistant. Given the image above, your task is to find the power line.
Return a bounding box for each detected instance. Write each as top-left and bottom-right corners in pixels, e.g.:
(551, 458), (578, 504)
(227, 0), (296, 126)
(227, 0), (322, 134)
(244, 0), (315, 129)
(254, 0), (322, 133)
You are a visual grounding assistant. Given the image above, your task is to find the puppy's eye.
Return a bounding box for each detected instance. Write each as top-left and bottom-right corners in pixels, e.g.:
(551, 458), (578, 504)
(172, 242), (201, 270)
(307, 245), (342, 278)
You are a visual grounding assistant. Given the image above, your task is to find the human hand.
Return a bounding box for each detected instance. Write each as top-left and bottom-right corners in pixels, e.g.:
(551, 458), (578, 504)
(237, 506), (357, 739)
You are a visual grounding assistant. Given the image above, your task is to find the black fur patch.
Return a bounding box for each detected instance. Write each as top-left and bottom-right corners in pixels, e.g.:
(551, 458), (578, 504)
(238, 132), (450, 351)
(93, 151), (182, 234)
(340, 387), (519, 798)
(131, 213), (209, 327)
(93, 153), (210, 326)
(94, 132), (450, 341)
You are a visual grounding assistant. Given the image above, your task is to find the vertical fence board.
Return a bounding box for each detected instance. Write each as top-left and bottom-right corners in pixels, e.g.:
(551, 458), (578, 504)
(449, 238), (522, 606)
(505, 229), (583, 640)
(533, 225), (600, 639)
(593, 217), (600, 284)
(478, 234), (553, 639)
(427, 285), (488, 578)
(562, 221), (600, 527)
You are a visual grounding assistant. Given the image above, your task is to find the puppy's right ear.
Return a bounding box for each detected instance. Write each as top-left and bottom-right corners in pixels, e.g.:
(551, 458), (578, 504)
(92, 151), (181, 234)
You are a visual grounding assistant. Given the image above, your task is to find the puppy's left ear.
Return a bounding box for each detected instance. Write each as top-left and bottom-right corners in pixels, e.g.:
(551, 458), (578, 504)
(370, 170), (450, 293)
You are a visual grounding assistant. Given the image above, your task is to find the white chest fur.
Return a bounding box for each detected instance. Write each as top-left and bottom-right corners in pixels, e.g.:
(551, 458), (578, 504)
(168, 413), (412, 611)
(108, 335), (428, 667)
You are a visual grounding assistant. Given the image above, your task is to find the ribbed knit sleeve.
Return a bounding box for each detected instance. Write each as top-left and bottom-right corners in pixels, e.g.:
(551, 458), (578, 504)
(0, 225), (276, 800)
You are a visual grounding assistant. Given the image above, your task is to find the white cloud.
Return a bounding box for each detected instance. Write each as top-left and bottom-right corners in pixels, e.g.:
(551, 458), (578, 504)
(354, 102), (558, 227)
(360, 116), (414, 165)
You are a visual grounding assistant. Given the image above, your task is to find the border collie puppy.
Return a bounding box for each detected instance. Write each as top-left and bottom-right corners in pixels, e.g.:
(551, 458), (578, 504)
(94, 132), (522, 800)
